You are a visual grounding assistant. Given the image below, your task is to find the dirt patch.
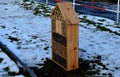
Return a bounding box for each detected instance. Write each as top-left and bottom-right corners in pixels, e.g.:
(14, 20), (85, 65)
(31, 58), (113, 77)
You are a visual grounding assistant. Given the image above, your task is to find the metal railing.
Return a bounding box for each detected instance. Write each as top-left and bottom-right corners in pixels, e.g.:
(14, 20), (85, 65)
(45, 0), (120, 23)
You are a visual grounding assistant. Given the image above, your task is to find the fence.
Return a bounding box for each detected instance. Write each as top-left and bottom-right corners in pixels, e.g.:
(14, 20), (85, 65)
(45, 0), (120, 23)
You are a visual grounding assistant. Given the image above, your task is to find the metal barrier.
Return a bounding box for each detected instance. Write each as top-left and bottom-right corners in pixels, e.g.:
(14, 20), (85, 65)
(45, 0), (120, 23)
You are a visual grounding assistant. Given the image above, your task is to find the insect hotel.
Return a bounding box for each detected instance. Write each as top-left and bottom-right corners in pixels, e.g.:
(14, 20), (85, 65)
(50, 2), (79, 71)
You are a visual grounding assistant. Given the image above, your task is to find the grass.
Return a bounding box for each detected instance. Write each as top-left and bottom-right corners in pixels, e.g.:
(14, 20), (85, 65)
(80, 16), (120, 36)
(22, 1), (51, 16)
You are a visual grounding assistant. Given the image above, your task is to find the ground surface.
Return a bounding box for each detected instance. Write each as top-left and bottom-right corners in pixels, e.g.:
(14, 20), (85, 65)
(0, 0), (120, 77)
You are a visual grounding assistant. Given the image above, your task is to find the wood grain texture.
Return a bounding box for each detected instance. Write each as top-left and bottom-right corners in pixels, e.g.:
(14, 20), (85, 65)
(67, 24), (79, 71)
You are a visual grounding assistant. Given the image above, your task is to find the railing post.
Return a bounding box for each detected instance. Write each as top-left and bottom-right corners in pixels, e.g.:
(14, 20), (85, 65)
(46, 0), (48, 5)
(92, 0), (94, 6)
(117, 0), (120, 23)
(73, 0), (75, 9)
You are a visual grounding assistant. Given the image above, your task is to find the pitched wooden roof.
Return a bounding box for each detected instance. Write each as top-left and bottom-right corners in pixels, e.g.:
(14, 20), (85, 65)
(50, 2), (79, 25)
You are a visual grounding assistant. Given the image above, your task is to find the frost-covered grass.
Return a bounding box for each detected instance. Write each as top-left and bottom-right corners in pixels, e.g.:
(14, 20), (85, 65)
(79, 15), (120, 35)
(21, 0), (52, 16)
(79, 15), (120, 77)
(0, 0), (120, 77)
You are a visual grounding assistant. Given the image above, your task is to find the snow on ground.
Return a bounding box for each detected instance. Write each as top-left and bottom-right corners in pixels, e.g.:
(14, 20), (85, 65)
(0, 0), (51, 76)
(0, 48), (24, 77)
(0, 0), (52, 66)
(0, 0), (120, 77)
(79, 15), (120, 77)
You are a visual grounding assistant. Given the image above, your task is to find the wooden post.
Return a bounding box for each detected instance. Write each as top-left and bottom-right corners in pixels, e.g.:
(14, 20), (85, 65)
(50, 2), (79, 71)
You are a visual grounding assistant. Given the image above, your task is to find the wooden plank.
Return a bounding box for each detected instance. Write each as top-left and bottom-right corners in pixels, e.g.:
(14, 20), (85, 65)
(61, 21), (67, 37)
(67, 24), (79, 71)
(56, 20), (62, 34)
